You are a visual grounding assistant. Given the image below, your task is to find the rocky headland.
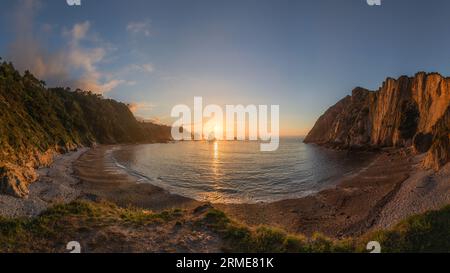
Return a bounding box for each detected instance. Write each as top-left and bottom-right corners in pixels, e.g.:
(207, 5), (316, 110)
(304, 72), (450, 171)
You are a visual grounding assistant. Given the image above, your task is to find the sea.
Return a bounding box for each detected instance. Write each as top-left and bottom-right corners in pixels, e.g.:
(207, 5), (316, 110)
(112, 138), (374, 204)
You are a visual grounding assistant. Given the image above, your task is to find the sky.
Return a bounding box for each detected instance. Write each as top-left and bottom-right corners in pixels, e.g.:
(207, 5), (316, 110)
(1, 0), (450, 136)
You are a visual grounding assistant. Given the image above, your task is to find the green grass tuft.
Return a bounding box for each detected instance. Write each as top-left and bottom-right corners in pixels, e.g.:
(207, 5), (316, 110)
(364, 205), (450, 253)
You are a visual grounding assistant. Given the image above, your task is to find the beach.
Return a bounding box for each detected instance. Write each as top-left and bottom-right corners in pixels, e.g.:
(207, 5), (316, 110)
(1, 144), (448, 240)
(73, 146), (202, 211)
(216, 149), (445, 237)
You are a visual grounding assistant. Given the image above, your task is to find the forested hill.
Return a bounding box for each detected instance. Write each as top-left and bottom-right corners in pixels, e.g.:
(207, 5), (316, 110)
(0, 60), (172, 197)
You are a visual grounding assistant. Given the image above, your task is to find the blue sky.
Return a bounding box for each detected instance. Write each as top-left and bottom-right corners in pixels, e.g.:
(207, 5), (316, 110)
(1, 0), (450, 135)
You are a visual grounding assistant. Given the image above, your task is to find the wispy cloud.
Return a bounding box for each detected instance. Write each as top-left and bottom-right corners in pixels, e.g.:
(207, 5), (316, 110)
(7, 0), (124, 94)
(122, 63), (155, 74)
(126, 20), (152, 37)
(63, 21), (125, 93)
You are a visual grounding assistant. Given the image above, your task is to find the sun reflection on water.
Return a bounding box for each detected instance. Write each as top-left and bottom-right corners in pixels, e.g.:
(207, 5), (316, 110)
(202, 141), (221, 201)
(213, 141), (219, 160)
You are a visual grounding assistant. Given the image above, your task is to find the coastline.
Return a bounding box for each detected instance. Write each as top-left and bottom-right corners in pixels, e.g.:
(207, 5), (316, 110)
(219, 148), (449, 238)
(73, 144), (450, 238)
(72, 145), (202, 211)
(1, 144), (448, 241)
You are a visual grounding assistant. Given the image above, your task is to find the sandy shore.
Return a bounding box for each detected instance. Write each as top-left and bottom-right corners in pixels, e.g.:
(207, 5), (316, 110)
(73, 145), (202, 211)
(217, 148), (450, 238)
(1, 144), (448, 240)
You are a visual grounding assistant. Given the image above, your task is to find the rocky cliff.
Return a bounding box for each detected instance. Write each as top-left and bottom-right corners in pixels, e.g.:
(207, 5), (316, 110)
(305, 72), (450, 170)
(0, 61), (172, 198)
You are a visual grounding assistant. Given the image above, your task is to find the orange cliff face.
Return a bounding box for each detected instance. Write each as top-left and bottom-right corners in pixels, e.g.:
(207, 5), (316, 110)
(305, 72), (450, 170)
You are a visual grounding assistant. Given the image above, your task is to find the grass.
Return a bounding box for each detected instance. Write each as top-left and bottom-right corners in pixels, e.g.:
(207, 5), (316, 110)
(0, 201), (184, 252)
(201, 206), (450, 253)
(201, 208), (356, 253)
(0, 201), (449, 253)
(361, 205), (450, 253)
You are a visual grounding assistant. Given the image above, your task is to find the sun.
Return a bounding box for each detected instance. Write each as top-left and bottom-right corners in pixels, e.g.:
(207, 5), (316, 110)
(204, 121), (223, 140)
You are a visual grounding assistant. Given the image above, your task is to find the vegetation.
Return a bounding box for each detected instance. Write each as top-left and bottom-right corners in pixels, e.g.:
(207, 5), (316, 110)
(0, 201), (184, 253)
(0, 61), (171, 153)
(0, 60), (171, 196)
(201, 206), (450, 253)
(0, 201), (448, 253)
(362, 205), (450, 253)
(201, 208), (356, 253)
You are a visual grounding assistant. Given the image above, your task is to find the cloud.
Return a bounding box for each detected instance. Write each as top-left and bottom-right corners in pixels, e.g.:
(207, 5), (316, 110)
(63, 21), (125, 93)
(8, 0), (68, 82)
(142, 117), (164, 124)
(128, 101), (161, 122)
(122, 63), (154, 74)
(128, 101), (156, 114)
(126, 20), (152, 37)
(71, 21), (90, 41)
(7, 0), (124, 94)
(141, 63), (154, 73)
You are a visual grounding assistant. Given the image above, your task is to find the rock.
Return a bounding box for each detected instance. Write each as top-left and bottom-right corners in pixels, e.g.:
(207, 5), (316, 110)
(0, 165), (36, 198)
(193, 204), (213, 214)
(413, 133), (433, 153)
(81, 193), (101, 202)
(423, 106), (450, 170)
(423, 136), (450, 171)
(305, 72), (450, 169)
(0, 148), (58, 198)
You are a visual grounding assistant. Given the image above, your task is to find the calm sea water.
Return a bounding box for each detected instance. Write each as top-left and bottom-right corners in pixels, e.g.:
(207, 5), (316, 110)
(112, 138), (374, 204)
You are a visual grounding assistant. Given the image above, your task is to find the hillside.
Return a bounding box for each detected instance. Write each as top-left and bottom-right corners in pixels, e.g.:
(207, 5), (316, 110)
(0, 61), (172, 198)
(305, 72), (450, 170)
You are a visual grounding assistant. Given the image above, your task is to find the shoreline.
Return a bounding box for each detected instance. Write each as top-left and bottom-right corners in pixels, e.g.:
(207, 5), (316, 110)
(1, 144), (449, 240)
(72, 145), (203, 211)
(216, 149), (449, 238)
